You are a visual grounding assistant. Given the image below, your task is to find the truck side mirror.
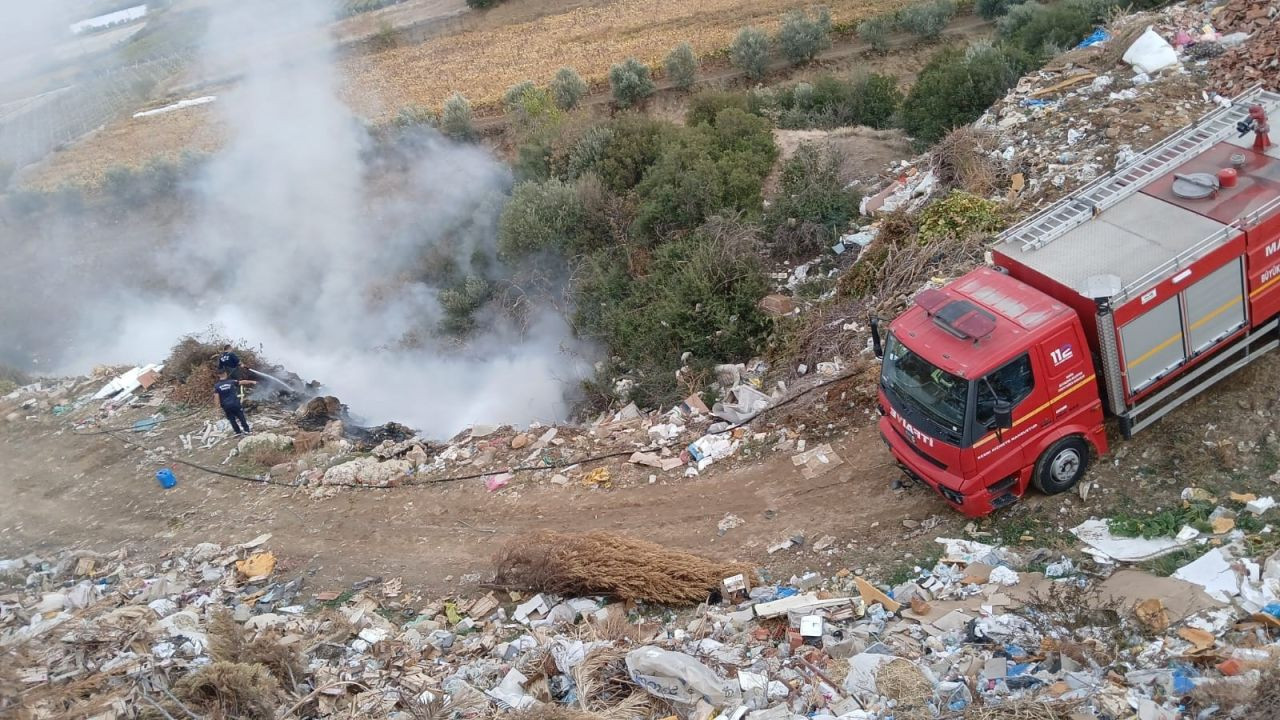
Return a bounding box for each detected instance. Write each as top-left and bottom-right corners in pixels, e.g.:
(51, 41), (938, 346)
(869, 315), (883, 359)
(993, 399), (1014, 430)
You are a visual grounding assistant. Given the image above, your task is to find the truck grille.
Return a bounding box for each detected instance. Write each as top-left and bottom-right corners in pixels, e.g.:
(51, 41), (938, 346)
(890, 424), (947, 470)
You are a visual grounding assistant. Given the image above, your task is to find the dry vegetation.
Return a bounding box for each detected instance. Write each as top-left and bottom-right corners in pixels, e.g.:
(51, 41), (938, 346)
(162, 335), (265, 406)
(25, 104), (226, 190)
(492, 530), (756, 605)
(341, 0), (917, 118)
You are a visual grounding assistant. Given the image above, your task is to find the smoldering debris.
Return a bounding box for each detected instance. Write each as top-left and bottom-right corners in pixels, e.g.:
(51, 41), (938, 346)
(0, 0), (596, 440)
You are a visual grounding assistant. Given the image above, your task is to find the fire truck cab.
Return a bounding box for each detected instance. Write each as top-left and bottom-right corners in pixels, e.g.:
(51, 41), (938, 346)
(877, 268), (1107, 516)
(876, 86), (1280, 517)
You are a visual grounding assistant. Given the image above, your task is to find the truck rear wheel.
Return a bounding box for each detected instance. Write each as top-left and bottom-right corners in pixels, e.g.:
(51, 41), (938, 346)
(1033, 436), (1090, 495)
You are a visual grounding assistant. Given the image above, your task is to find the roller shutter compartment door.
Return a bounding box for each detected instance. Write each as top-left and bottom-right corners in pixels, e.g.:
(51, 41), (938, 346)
(1119, 296), (1186, 394)
(1183, 259), (1245, 355)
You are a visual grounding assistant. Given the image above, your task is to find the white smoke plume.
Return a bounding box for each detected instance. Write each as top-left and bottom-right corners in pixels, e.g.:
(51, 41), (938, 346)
(0, 0), (595, 437)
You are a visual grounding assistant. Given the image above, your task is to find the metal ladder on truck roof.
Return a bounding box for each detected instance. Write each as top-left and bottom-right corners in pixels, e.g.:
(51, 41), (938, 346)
(1000, 86), (1278, 252)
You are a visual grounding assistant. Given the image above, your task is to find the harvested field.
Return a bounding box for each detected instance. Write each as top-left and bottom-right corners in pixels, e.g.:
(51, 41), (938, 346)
(24, 103), (226, 189)
(342, 0), (917, 118)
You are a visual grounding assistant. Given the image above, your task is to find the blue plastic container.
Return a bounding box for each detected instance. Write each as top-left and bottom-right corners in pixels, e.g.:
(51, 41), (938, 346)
(156, 468), (177, 489)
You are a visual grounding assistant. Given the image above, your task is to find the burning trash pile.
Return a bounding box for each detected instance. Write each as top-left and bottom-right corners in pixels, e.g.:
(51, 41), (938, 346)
(5, 523), (1280, 720)
(4, 340), (861, 495)
(300, 357), (853, 492)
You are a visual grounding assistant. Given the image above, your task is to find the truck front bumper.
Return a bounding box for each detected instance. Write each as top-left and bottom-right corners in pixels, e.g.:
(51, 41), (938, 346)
(878, 422), (999, 518)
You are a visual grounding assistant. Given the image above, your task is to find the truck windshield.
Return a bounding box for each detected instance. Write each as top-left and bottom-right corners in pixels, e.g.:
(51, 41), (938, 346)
(882, 334), (968, 442)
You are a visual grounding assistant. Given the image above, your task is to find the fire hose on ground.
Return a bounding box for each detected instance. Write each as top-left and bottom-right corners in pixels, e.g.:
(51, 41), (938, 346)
(79, 369), (868, 491)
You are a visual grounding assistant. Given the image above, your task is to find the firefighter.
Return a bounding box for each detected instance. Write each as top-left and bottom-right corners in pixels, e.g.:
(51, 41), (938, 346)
(214, 370), (257, 436)
(217, 345), (243, 380)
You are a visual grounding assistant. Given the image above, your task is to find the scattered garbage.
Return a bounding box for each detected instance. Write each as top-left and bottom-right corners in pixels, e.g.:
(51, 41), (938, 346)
(1076, 27), (1110, 48)
(790, 443), (845, 479)
(5, 519), (1280, 720)
(1124, 27), (1181, 74)
(627, 646), (734, 704)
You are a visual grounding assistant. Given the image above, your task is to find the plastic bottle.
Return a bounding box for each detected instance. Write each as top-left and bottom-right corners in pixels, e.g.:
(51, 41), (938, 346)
(156, 468), (177, 489)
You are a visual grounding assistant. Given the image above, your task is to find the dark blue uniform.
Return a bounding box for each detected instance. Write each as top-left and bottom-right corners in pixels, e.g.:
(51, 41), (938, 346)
(218, 351), (242, 380)
(215, 378), (250, 435)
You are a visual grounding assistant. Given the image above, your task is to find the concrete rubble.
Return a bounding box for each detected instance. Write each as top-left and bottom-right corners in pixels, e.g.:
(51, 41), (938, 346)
(4, 526), (1278, 719)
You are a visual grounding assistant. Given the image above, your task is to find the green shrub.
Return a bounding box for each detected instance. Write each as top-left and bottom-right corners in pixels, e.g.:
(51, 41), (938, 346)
(633, 109), (776, 237)
(498, 177), (607, 259)
(344, 0), (405, 15)
(513, 139), (552, 182)
(777, 7), (832, 65)
(899, 45), (1024, 145)
(504, 82), (559, 128)
(466, 0), (505, 8)
(6, 189), (47, 216)
(773, 73), (900, 129)
(596, 114), (676, 192)
(702, 108), (777, 176)
(766, 143), (857, 258)
(566, 125), (615, 179)
(550, 67), (588, 110)
(977, 0), (1029, 19)
(52, 185), (86, 213)
(102, 164), (140, 202)
(851, 73), (902, 129)
(897, 0), (955, 39)
(576, 226), (771, 407)
(917, 190), (1004, 240)
(730, 27), (770, 80)
(633, 133), (725, 237)
(665, 42), (699, 90)
(995, 1), (1042, 37)
(394, 104), (437, 128)
(441, 93), (475, 141)
(858, 15), (894, 52)
(609, 57), (655, 108)
(998, 0), (1106, 55)
(504, 81), (538, 112)
(686, 90), (751, 126)
(439, 275), (492, 335)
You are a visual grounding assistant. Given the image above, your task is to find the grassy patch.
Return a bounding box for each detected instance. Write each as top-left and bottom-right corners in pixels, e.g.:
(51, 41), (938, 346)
(319, 590), (356, 610)
(1140, 545), (1209, 577)
(1108, 502), (1213, 539)
(884, 563), (920, 586)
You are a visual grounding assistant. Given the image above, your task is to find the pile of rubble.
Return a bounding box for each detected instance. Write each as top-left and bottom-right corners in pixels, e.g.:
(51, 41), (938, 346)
(4, 521), (1278, 720)
(1209, 0), (1280, 94)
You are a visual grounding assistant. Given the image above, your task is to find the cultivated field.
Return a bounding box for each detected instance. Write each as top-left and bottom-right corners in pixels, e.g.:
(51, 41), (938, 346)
(22, 0), (918, 189)
(342, 0), (915, 117)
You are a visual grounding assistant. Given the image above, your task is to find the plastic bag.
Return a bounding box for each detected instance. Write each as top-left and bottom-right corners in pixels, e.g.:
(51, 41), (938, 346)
(626, 646), (734, 705)
(1122, 27), (1179, 74)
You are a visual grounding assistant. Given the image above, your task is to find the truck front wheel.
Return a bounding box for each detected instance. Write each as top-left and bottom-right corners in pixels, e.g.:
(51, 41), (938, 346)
(1033, 436), (1090, 495)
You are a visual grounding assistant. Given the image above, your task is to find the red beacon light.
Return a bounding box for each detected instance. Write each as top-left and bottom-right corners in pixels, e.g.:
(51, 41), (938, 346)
(914, 288), (998, 341)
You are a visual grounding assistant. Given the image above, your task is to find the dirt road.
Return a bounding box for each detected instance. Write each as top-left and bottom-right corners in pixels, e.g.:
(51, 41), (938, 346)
(0, 409), (958, 595)
(9, 346), (1279, 597)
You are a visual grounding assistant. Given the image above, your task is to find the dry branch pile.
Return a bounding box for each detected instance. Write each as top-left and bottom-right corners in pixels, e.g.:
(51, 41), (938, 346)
(492, 531), (755, 605)
(162, 335), (265, 405)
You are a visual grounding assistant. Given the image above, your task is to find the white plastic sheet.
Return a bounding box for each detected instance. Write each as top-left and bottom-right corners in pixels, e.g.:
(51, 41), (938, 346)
(626, 646), (734, 705)
(1122, 27), (1179, 74)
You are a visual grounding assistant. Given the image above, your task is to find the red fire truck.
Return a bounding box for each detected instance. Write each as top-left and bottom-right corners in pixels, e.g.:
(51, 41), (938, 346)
(874, 86), (1280, 517)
